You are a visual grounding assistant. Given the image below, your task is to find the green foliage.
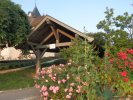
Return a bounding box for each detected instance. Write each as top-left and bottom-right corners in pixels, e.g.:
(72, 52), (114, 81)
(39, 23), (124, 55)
(92, 32), (106, 46)
(97, 7), (133, 50)
(114, 12), (133, 39)
(36, 39), (132, 100)
(97, 7), (114, 34)
(108, 30), (132, 51)
(60, 38), (96, 65)
(0, 60), (35, 70)
(0, 0), (30, 47)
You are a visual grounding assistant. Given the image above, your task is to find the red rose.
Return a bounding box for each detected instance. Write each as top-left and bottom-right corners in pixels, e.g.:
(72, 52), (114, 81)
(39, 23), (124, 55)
(120, 71), (127, 77)
(131, 83), (133, 87)
(129, 66), (133, 69)
(123, 77), (129, 82)
(124, 61), (128, 66)
(118, 66), (123, 69)
(117, 52), (127, 60)
(127, 49), (133, 55)
(109, 58), (113, 64)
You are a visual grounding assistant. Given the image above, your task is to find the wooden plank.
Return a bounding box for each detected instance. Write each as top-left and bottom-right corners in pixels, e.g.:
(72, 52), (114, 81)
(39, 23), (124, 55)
(40, 48), (47, 58)
(36, 42), (72, 49)
(30, 45), (37, 56)
(50, 26), (59, 43)
(40, 31), (54, 44)
(56, 30), (60, 43)
(28, 41), (39, 46)
(36, 44), (49, 49)
(46, 19), (60, 43)
(57, 29), (75, 40)
(55, 42), (71, 47)
(35, 49), (41, 75)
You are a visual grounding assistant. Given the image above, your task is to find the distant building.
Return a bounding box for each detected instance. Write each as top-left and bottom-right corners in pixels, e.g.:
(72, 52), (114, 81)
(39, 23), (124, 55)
(0, 5), (56, 60)
(28, 5), (41, 18)
(1, 4), (96, 60)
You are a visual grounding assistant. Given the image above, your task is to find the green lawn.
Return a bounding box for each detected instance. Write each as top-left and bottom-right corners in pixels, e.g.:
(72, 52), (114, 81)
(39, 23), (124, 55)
(0, 67), (35, 91)
(0, 58), (66, 91)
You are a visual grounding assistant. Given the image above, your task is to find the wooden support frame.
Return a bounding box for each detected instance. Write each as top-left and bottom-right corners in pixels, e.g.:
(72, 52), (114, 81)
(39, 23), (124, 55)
(40, 31), (54, 45)
(36, 42), (71, 49)
(28, 41), (39, 46)
(50, 26), (59, 43)
(27, 16), (96, 77)
(46, 19), (60, 43)
(30, 44), (48, 75)
(57, 29), (75, 40)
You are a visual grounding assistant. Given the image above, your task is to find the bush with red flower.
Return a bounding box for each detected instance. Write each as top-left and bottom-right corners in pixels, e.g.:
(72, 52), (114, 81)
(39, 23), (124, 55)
(35, 39), (133, 100)
(108, 48), (133, 95)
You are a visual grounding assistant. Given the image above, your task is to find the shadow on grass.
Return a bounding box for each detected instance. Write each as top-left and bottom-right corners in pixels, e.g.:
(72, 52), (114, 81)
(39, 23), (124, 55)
(0, 68), (35, 91)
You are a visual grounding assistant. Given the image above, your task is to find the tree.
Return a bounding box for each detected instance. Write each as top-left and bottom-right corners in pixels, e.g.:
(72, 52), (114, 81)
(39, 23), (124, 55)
(0, 0), (30, 47)
(92, 32), (106, 46)
(87, 32), (106, 46)
(108, 30), (130, 51)
(114, 12), (133, 39)
(96, 7), (114, 34)
(97, 7), (133, 49)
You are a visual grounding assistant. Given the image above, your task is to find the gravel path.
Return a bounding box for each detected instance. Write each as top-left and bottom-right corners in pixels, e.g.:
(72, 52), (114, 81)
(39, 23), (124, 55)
(0, 87), (42, 100)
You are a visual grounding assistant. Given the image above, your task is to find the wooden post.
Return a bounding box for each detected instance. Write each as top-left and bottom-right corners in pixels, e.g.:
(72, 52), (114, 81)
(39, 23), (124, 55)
(30, 45), (40, 75)
(0, 47), (2, 60)
(35, 48), (47, 76)
(36, 49), (41, 75)
(30, 44), (47, 76)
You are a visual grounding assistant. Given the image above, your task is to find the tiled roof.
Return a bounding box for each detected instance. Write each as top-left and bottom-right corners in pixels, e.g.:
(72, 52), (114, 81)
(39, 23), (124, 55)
(29, 16), (45, 28)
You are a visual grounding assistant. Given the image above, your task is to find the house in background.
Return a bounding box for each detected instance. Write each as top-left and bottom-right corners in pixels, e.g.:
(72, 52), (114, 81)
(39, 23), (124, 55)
(1, 5), (95, 60)
(0, 5), (56, 60)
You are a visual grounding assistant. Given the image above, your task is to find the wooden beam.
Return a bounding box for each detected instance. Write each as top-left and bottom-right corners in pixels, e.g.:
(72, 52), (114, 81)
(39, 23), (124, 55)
(30, 45), (48, 76)
(46, 19), (59, 43)
(27, 41), (39, 46)
(40, 48), (47, 58)
(35, 49), (41, 75)
(55, 42), (71, 47)
(40, 31), (54, 44)
(57, 29), (75, 40)
(56, 30), (60, 43)
(50, 26), (59, 43)
(30, 45), (37, 56)
(36, 42), (72, 49)
(36, 44), (49, 49)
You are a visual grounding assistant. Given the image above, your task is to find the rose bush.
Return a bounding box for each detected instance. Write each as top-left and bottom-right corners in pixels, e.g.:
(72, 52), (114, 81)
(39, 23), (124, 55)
(35, 39), (133, 100)
(108, 49), (133, 96)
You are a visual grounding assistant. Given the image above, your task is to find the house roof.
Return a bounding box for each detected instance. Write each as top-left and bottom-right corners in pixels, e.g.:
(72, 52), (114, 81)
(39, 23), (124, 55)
(30, 16), (45, 28)
(17, 15), (94, 52)
(28, 15), (94, 44)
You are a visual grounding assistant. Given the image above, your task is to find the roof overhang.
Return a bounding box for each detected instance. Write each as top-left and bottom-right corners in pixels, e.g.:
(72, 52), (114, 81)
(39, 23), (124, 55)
(16, 15), (94, 53)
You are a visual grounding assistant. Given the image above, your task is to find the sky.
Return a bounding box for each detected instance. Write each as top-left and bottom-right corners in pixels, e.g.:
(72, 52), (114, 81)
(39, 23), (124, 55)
(11, 0), (133, 33)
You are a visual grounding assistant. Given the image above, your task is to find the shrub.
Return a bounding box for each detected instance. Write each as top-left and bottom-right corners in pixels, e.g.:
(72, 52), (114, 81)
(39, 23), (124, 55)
(35, 39), (133, 100)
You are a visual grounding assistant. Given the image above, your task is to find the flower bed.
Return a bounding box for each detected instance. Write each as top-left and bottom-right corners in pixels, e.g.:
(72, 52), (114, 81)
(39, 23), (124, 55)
(35, 39), (133, 100)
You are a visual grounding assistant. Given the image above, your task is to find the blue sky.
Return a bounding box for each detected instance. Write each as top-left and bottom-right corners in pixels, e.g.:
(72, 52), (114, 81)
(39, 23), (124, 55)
(11, 0), (133, 33)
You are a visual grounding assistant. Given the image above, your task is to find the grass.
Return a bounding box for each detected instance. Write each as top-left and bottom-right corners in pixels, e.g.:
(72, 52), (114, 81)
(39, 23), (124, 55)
(0, 67), (35, 91)
(0, 58), (66, 91)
